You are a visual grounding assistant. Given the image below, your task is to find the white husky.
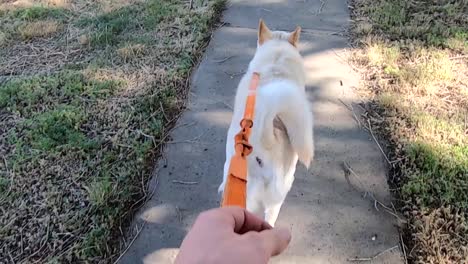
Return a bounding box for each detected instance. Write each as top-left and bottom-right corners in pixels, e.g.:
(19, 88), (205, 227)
(219, 20), (314, 226)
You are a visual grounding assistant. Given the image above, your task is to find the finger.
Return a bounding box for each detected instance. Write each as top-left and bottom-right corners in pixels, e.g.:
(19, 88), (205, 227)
(213, 206), (272, 233)
(258, 227), (291, 256)
(225, 206), (272, 233)
(237, 209), (272, 234)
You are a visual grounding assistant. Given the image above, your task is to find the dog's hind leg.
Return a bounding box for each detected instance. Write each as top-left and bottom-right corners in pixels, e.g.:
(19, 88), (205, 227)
(247, 185), (265, 219)
(247, 200), (264, 220)
(264, 203), (282, 227)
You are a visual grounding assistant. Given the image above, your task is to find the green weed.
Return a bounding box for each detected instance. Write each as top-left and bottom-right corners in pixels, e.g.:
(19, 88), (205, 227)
(362, 0), (468, 50)
(0, 177), (9, 193)
(79, 6), (138, 46)
(144, 0), (178, 28)
(0, 71), (120, 116)
(403, 142), (468, 210)
(27, 106), (91, 151)
(80, 225), (111, 258)
(85, 177), (113, 207)
(11, 5), (68, 21)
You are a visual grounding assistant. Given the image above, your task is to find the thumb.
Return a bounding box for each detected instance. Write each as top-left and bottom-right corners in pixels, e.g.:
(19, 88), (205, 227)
(258, 227), (291, 256)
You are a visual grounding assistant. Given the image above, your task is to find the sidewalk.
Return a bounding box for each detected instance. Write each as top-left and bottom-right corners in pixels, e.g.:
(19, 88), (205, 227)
(119, 0), (403, 263)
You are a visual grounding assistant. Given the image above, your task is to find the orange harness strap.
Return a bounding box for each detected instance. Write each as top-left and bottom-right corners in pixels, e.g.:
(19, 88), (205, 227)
(221, 72), (260, 208)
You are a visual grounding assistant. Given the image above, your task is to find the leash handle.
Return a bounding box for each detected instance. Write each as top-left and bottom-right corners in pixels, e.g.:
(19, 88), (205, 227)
(221, 73), (260, 208)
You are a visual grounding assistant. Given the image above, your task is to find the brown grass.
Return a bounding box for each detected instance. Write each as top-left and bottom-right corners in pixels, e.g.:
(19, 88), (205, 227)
(0, 31), (7, 46)
(18, 20), (61, 39)
(0, 0), (226, 263)
(349, 0), (468, 263)
(100, 0), (144, 13)
(117, 43), (146, 61)
(0, 0), (69, 10)
(406, 206), (468, 264)
(44, 0), (68, 8)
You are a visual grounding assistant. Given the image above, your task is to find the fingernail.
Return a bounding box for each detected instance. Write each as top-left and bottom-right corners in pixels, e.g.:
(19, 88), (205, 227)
(276, 227), (292, 242)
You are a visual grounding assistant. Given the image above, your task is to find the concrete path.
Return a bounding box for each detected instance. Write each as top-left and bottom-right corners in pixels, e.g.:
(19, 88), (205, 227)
(119, 0), (403, 263)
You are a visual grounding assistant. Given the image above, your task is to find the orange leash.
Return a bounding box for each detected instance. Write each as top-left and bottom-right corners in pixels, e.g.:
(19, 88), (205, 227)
(221, 72), (260, 208)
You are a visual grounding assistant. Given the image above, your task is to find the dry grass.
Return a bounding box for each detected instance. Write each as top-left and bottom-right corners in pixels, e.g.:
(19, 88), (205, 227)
(353, 42), (463, 96)
(349, 0), (467, 263)
(405, 206), (468, 264)
(44, 0), (69, 8)
(0, 31), (7, 46)
(0, 0), (225, 263)
(99, 0), (144, 13)
(0, 0), (69, 10)
(18, 20), (61, 39)
(117, 43), (146, 61)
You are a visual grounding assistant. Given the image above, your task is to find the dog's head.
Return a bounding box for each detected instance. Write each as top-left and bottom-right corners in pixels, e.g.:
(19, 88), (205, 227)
(257, 19), (301, 48)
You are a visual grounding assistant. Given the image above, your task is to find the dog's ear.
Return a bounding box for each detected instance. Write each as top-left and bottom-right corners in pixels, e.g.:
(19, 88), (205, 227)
(288, 26), (301, 47)
(258, 19), (272, 46)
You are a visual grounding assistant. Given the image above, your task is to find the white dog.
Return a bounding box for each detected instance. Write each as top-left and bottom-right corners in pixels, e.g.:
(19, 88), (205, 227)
(219, 20), (314, 226)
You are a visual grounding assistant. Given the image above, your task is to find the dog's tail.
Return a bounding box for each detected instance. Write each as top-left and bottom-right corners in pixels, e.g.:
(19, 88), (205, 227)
(256, 81), (314, 167)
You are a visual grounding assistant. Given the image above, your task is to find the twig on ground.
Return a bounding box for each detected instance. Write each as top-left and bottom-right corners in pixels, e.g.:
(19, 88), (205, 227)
(312, 0), (327, 15)
(356, 103), (366, 111)
(0, 156), (13, 203)
(332, 49), (347, 64)
(400, 232), (408, 264)
(222, 70), (245, 78)
(366, 119), (392, 166)
(172, 180), (198, 185)
(175, 206), (183, 222)
(449, 55), (468, 60)
(216, 100), (233, 110)
(189, 0), (193, 9)
(159, 101), (170, 123)
(137, 130), (157, 148)
(349, 104), (362, 128)
(332, 48), (365, 73)
(450, 230), (468, 243)
(212, 56), (235, 63)
(147, 178), (159, 203)
(20, 229), (24, 255)
(342, 161), (403, 221)
(114, 222), (147, 264)
(260, 8), (273, 12)
(24, 222), (50, 261)
(338, 99), (362, 128)
(338, 98), (352, 110)
(329, 30), (346, 36)
(119, 226), (127, 246)
(151, 112), (185, 149)
(167, 132), (205, 144)
(342, 161), (367, 190)
(391, 202), (398, 215)
(46, 235), (79, 263)
(389, 157), (404, 164)
(140, 171), (147, 198)
(2, 155), (10, 176)
(172, 121), (197, 131)
(347, 245), (399, 262)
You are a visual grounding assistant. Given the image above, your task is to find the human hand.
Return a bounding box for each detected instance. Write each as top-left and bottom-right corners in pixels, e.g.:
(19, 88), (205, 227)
(175, 206), (291, 264)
